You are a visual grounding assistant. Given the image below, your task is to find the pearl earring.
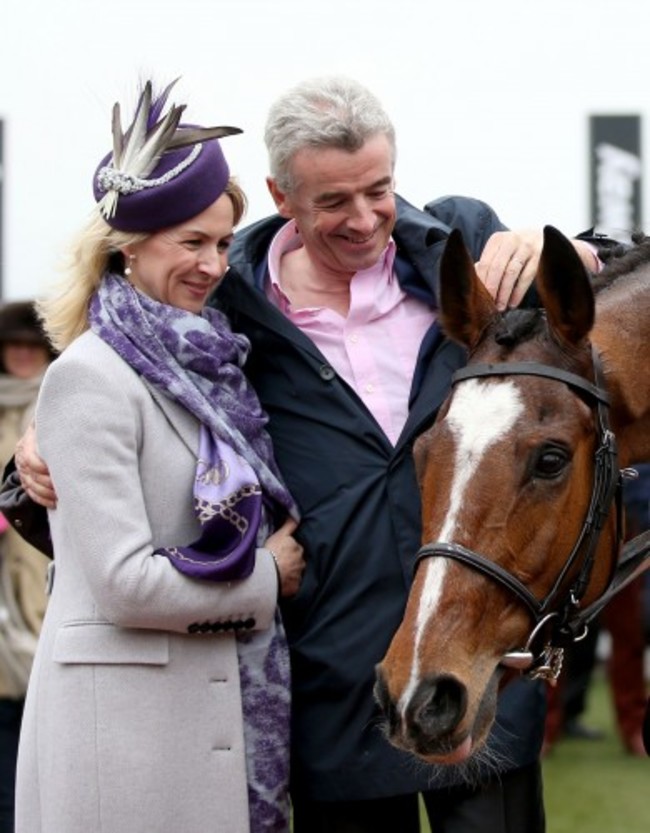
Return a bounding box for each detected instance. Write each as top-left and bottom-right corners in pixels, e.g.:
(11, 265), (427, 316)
(124, 255), (135, 277)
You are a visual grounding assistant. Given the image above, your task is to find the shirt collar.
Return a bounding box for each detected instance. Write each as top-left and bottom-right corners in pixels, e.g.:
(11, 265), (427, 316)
(266, 219), (397, 310)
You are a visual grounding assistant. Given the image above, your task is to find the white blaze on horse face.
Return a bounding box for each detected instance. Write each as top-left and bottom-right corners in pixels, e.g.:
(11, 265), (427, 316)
(437, 378), (524, 542)
(398, 379), (524, 713)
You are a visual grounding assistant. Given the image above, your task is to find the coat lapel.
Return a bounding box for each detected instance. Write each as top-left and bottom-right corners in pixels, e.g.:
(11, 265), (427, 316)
(218, 272), (328, 365)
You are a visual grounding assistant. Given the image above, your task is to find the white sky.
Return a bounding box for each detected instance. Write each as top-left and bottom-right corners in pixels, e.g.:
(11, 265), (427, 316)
(2, 0), (649, 298)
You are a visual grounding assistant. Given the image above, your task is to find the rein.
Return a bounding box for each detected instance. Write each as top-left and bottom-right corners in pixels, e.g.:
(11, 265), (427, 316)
(415, 350), (650, 682)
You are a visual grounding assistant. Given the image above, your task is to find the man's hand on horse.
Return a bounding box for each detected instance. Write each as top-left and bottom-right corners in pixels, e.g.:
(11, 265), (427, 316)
(16, 421), (57, 509)
(476, 229), (600, 311)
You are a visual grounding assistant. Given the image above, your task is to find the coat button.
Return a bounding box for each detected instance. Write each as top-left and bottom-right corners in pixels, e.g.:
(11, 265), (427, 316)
(319, 364), (336, 381)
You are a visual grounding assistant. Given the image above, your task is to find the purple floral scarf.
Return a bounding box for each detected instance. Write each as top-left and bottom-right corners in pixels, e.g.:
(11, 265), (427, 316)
(89, 273), (298, 580)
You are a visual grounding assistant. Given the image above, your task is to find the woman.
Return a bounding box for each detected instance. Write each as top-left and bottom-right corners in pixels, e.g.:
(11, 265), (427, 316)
(15, 80), (304, 833)
(0, 301), (55, 833)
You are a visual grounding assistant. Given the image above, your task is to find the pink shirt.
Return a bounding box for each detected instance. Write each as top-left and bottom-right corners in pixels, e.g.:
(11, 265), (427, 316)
(266, 220), (436, 445)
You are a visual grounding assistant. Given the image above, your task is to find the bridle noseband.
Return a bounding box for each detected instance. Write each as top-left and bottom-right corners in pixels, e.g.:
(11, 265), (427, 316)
(415, 350), (630, 682)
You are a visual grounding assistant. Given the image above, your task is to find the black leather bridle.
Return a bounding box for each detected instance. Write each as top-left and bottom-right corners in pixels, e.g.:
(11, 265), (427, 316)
(415, 350), (649, 682)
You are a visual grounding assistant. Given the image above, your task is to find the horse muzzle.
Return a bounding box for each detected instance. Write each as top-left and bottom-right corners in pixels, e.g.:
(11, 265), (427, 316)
(374, 666), (498, 764)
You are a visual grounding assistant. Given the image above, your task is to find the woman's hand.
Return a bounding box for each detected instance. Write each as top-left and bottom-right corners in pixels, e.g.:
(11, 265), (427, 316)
(15, 421), (57, 509)
(264, 516), (305, 598)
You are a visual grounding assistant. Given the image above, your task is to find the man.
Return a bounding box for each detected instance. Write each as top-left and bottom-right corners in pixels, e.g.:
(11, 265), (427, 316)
(6, 77), (604, 832)
(214, 78), (605, 832)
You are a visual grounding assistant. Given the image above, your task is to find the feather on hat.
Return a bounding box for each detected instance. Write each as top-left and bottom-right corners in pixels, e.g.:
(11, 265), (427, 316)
(93, 79), (242, 232)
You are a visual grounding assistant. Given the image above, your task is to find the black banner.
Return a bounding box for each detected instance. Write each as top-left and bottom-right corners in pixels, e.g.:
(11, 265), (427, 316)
(590, 115), (642, 238)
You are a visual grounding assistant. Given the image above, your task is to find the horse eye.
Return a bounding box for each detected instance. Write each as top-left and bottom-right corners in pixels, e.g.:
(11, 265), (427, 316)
(533, 446), (570, 479)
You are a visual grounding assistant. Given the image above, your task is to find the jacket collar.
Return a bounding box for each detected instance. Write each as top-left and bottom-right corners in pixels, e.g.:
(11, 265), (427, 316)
(217, 220), (327, 365)
(392, 194), (452, 305)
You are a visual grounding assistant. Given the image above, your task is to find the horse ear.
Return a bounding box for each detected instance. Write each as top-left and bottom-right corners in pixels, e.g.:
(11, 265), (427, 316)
(536, 226), (595, 346)
(439, 229), (498, 348)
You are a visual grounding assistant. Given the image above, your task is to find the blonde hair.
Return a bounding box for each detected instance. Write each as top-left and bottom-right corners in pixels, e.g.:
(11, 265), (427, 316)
(39, 177), (248, 352)
(225, 177), (247, 226)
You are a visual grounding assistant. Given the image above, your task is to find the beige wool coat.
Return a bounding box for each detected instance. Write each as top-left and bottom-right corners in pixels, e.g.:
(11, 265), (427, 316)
(15, 331), (280, 833)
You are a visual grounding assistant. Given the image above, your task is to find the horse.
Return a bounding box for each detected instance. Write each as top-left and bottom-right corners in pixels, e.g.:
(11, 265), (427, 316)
(375, 225), (650, 768)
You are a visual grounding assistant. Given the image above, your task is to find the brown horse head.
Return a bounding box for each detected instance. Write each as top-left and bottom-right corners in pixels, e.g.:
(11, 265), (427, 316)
(376, 226), (633, 768)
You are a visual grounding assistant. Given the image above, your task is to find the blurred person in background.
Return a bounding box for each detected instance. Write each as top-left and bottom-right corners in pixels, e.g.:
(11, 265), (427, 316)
(0, 301), (55, 833)
(544, 463), (650, 758)
(604, 464), (650, 756)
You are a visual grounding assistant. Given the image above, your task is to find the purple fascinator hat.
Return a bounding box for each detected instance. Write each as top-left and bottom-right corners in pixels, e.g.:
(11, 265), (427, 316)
(93, 79), (242, 232)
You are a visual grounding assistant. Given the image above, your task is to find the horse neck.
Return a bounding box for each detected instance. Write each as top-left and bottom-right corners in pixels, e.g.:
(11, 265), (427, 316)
(592, 273), (650, 466)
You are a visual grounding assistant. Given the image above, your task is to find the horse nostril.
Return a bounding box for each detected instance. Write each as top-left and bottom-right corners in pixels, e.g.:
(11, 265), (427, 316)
(374, 667), (399, 734)
(408, 675), (467, 738)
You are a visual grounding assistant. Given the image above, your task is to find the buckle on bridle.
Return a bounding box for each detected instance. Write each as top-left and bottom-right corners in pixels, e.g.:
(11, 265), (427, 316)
(500, 612), (568, 683)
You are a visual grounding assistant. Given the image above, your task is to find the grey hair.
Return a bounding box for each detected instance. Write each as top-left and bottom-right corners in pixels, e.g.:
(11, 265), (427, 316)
(264, 76), (397, 193)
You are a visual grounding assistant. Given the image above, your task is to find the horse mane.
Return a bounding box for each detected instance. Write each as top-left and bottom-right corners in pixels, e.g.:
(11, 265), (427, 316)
(493, 309), (542, 347)
(594, 232), (650, 290)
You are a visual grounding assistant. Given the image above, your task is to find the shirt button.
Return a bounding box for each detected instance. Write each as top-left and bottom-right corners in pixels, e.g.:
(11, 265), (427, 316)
(365, 383), (374, 393)
(349, 334), (358, 343)
(319, 365), (336, 381)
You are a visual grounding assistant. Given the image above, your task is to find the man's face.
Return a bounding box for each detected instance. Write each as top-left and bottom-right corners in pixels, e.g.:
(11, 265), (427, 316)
(268, 134), (396, 279)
